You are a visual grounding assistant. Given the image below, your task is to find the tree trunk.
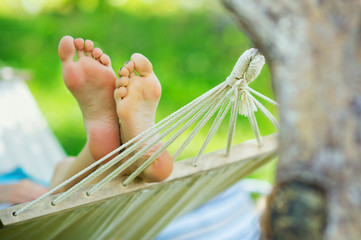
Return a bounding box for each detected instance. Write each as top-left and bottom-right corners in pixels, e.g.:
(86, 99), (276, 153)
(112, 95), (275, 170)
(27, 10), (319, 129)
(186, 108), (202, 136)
(222, 0), (361, 239)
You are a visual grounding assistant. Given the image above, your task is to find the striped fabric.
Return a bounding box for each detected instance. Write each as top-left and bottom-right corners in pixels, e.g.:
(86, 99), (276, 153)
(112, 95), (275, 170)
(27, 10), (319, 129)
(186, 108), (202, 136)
(157, 180), (270, 240)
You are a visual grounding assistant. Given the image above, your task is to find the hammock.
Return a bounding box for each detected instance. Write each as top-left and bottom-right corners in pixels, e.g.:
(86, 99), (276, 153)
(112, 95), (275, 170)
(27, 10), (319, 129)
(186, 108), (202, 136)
(0, 49), (278, 239)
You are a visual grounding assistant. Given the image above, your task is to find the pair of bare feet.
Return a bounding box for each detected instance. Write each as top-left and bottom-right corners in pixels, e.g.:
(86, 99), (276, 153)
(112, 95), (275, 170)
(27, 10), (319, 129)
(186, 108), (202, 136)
(58, 36), (173, 183)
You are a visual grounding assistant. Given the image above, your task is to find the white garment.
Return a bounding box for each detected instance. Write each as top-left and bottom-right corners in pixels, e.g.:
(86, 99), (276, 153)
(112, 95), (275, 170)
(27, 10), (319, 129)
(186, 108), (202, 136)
(0, 79), (65, 183)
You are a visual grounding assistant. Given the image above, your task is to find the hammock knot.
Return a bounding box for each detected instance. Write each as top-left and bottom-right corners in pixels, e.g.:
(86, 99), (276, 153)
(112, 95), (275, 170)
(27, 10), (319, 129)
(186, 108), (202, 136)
(225, 74), (238, 86)
(225, 48), (265, 88)
(231, 78), (246, 97)
(237, 78), (248, 91)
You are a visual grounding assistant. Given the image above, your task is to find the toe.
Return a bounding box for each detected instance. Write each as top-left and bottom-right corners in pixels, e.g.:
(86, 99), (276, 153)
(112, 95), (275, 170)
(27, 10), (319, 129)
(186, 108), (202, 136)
(100, 54), (111, 66)
(124, 61), (135, 73)
(84, 40), (94, 57)
(131, 53), (153, 77)
(114, 87), (127, 99)
(74, 38), (85, 58)
(116, 77), (129, 88)
(92, 47), (103, 59)
(118, 66), (129, 77)
(58, 36), (76, 63)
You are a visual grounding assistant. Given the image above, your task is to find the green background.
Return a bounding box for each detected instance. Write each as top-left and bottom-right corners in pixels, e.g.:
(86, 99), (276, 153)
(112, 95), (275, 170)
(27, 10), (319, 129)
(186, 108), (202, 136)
(0, 0), (277, 183)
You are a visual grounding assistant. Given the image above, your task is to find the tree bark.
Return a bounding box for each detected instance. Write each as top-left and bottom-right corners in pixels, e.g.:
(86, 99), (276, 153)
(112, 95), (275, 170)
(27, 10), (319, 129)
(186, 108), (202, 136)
(223, 0), (361, 239)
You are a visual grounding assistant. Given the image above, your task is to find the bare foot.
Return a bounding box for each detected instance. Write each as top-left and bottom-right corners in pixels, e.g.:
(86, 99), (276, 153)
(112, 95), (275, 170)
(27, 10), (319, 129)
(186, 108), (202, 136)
(58, 36), (120, 161)
(114, 53), (173, 182)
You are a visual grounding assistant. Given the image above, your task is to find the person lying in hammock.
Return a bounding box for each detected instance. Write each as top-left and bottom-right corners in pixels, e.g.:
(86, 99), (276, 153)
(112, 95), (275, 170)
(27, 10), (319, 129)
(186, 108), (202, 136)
(49, 36), (174, 192)
(0, 35), (174, 204)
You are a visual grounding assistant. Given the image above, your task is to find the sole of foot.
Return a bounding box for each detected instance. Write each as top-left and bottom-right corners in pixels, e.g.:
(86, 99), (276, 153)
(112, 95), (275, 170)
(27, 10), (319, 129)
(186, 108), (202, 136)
(58, 35), (120, 161)
(114, 53), (173, 182)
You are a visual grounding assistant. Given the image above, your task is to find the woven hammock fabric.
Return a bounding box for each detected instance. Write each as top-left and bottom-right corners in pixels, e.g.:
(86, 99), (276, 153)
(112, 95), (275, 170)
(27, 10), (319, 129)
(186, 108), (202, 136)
(0, 135), (277, 240)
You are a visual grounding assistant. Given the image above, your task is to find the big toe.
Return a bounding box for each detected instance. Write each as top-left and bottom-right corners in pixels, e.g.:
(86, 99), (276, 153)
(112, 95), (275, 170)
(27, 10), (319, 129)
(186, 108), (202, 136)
(131, 53), (153, 77)
(58, 36), (76, 63)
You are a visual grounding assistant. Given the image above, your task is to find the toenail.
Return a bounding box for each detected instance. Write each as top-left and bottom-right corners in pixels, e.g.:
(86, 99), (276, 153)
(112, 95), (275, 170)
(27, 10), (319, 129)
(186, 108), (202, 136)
(125, 61), (131, 65)
(120, 67), (124, 71)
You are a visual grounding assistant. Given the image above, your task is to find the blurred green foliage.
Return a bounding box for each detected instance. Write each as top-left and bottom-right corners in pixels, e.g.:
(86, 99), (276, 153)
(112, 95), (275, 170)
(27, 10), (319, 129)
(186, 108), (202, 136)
(0, 0), (277, 182)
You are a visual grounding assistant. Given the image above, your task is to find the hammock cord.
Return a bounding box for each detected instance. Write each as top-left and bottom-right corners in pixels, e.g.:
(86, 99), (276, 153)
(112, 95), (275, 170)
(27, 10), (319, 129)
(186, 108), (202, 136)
(14, 48), (278, 216)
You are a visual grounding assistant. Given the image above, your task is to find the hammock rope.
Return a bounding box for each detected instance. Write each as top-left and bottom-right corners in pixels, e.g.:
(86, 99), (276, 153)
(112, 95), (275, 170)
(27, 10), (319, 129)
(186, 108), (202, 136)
(14, 48), (278, 217)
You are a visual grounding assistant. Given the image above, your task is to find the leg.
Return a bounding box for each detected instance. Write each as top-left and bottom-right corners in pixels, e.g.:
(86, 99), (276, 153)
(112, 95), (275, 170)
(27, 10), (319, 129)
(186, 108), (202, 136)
(49, 147), (95, 192)
(49, 157), (75, 191)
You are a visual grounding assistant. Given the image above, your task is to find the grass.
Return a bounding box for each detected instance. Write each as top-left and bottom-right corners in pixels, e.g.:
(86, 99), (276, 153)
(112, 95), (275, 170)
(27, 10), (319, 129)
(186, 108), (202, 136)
(0, 0), (277, 183)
